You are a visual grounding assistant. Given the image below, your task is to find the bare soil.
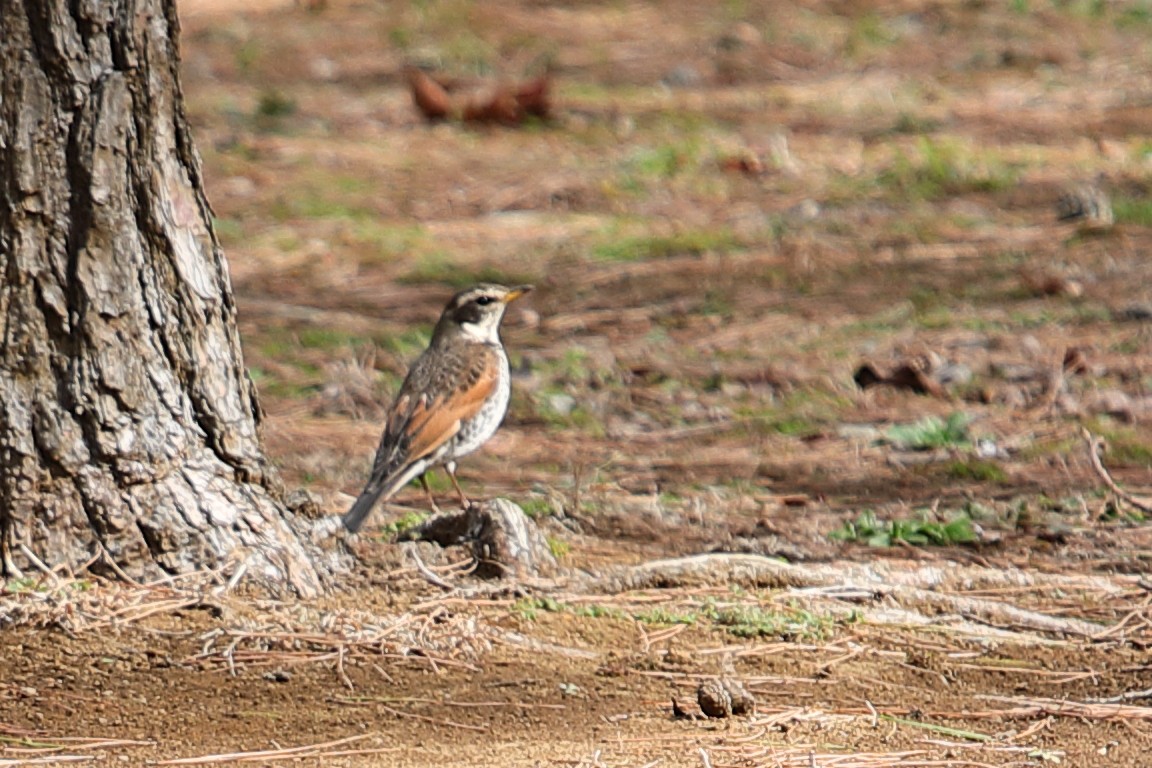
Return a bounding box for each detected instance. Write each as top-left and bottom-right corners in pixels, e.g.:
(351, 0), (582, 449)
(5, 0), (1152, 765)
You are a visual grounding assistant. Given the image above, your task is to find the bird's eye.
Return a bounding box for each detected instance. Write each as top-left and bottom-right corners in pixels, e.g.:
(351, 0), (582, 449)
(475, 296), (494, 306)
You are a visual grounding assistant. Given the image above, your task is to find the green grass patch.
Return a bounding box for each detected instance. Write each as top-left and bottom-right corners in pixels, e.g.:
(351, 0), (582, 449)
(877, 138), (1017, 202)
(519, 497), (554, 519)
(740, 387), (852, 439)
(627, 142), (699, 179)
(844, 12), (901, 58)
(571, 603), (626, 620)
(831, 509), (978, 547)
(212, 216), (244, 244)
(1112, 193), (1152, 227)
(633, 607), (699, 626)
(945, 458), (1008, 484)
(704, 601), (847, 641)
(252, 89), (297, 133)
(247, 324), (388, 401)
(234, 40), (262, 75)
(295, 327), (369, 351)
(546, 536), (571, 560)
(1085, 421), (1152, 466)
(4, 577), (92, 594)
(592, 227), (740, 263)
(535, 390), (605, 437)
(889, 112), (942, 136)
(349, 223), (434, 266)
(767, 415), (824, 439)
(885, 412), (972, 451)
(417, 470), (454, 494)
(511, 596), (565, 621)
(1115, 1), (1152, 29)
(379, 511), (428, 538)
(611, 137), (707, 195)
(270, 177), (378, 222)
(504, 598), (629, 622)
(398, 252), (536, 289)
(380, 327), (432, 359)
(247, 364), (319, 399)
(529, 349), (616, 436)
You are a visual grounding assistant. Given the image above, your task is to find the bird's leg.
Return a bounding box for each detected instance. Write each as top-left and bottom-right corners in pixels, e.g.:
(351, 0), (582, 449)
(445, 461), (472, 508)
(418, 474), (442, 515)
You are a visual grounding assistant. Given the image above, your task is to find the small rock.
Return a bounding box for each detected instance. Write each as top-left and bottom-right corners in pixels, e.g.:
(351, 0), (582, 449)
(546, 393), (577, 417)
(264, 669), (292, 683)
(975, 438), (1004, 459)
(662, 65), (702, 88)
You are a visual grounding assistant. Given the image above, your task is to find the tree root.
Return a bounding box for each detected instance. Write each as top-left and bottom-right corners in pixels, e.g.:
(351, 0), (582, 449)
(579, 553), (1118, 640)
(402, 498), (558, 580)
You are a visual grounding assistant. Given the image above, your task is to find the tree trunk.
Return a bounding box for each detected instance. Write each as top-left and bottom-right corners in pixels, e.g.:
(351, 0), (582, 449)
(0, 0), (335, 596)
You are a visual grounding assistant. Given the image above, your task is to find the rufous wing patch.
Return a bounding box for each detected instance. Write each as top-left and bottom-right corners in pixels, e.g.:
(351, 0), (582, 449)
(404, 363), (498, 461)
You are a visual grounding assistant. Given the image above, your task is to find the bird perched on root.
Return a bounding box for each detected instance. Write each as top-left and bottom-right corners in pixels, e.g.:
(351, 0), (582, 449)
(342, 284), (532, 533)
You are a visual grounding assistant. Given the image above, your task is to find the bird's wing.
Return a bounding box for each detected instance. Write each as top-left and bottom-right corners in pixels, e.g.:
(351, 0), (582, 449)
(369, 343), (500, 482)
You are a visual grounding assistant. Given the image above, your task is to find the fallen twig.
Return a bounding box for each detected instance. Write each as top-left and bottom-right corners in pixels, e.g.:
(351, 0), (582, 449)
(1086, 687), (1152, 704)
(976, 694), (1152, 720)
(331, 696), (489, 731)
(155, 734), (371, 765)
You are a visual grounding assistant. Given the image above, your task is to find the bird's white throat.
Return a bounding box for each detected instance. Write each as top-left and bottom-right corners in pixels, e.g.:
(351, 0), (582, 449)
(460, 318), (501, 343)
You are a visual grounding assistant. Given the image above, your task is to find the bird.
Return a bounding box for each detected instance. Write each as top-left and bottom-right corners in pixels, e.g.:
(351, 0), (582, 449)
(342, 283), (532, 533)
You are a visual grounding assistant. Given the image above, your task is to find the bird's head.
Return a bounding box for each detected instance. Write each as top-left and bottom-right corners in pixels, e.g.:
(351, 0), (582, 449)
(438, 283), (533, 343)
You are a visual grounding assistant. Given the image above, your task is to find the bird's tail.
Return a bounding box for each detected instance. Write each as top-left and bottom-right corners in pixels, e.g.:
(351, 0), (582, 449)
(342, 484), (387, 533)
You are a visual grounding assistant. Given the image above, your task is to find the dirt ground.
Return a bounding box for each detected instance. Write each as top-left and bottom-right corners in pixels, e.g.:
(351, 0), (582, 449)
(5, 0), (1152, 765)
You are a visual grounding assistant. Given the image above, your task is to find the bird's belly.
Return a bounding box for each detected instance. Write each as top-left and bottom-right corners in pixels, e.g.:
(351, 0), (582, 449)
(447, 353), (510, 460)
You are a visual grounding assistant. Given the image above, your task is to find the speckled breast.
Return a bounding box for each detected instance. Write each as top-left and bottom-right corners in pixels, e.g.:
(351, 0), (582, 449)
(448, 346), (510, 460)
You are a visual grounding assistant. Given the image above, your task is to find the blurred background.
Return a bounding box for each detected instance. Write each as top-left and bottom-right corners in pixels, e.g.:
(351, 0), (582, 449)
(179, 0), (1152, 563)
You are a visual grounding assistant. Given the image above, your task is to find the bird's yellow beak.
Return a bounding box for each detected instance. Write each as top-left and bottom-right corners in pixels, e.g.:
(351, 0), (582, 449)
(502, 285), (533, 303)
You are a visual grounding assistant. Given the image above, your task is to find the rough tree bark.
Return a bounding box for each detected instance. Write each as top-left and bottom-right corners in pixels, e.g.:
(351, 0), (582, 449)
(0, 0), (336, 595)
